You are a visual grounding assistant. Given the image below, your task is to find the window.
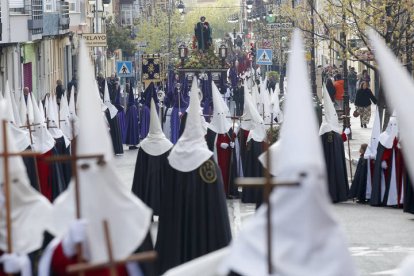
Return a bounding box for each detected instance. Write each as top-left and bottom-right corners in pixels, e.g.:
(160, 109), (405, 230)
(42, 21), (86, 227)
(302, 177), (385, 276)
(9, 0), (25, 9)
(69, 3), (76, 12)
(44, 0), (53, 12)
(121, 4), (133, 26)
(32, 0), (43, 34)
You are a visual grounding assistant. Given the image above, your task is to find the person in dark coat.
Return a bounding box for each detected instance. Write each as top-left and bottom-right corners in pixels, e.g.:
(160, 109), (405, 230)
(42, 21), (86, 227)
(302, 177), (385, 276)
(355, 81), (377, 128)
(349, 143), (369, 203)
(233, 80), (244, 116)
(156, 78), (231, 274)
(325, 78), (336, 102)
(55, 79), (65, 105)
(96, 73), (105, 97)
(107, 73), (118, 102)
(319, 88), (349, 203)
(67, 75), (77, 101)
(132, 100), (173, 216)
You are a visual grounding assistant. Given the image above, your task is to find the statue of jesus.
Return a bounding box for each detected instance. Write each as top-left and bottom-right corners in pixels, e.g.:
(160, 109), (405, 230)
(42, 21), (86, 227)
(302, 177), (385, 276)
(194, 16), (212, 51)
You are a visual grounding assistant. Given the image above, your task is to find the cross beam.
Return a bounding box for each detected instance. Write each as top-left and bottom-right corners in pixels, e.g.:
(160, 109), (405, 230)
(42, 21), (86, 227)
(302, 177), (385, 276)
(235, 134), (299, 274)
(67, 220), (157, 275)
(1, 119), (44, 256)
(42, 120), (157, 275)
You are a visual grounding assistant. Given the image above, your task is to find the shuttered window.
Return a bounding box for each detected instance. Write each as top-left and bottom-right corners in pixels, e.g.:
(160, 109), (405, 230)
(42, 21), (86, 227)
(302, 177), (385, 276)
(9, 0), (24, 9)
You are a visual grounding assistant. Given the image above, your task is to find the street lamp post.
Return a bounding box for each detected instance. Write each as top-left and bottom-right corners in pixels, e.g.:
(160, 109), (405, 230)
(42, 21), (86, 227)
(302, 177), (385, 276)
(219, 44), (228, 82)
(308, 0), (317, 97)
(178, 44), (188, 67)
(341, 12), (351, 136)
(168, 0), (185, 71)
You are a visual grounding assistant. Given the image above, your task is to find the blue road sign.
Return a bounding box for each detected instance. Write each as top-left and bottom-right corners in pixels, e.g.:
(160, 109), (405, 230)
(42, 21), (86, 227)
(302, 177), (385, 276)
(116, 61), (133, 77)
(256, 49), (273, 65)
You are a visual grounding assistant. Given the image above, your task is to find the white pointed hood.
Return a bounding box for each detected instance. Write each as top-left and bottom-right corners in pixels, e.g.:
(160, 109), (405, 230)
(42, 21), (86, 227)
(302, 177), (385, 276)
(241, 82), (262, 131)
(3, 102), (30, 153)
(77, 45), (113, 163)
(68, 87), (79, 137)
(3, 84), (30, 152)
(69, 87), (77, 117)
(369, 30), (414, 275)
(246, 87), (267, 143)
(319, 85), (342, 135)
(168, 77), (213, 172)
(260, 82), (272, 127)
(18, 93), (28, 127)
(26, 94), (34, 125)
(378, 115), (398, 149)
(5, 82), (21, 127)
(104, 81), (118, 119)
(369, 30), (414, 180)
(270, 88), (283, 123)
(246, 120), (266, 143)
(45, 95), (50, 118)
(222, 31), (357, 276)
(46, 95), (66, 141)
(208, 81), (232, 134)
(40, 99), (47, 121)
(140, 99), (173, 156)
(48, 40), (152, 263)
(164, 248), (229, 276)
(60, 93), (73, 140)
(0, 100), (53, 254)
(31, 93), (55, 154)
(251, 83), (261, 112)
(364, 108), (381, 159)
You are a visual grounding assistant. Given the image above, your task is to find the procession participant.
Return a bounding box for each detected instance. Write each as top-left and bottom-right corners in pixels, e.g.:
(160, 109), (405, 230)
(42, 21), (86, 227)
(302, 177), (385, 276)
(156, 77), (231, 274)
(132, 99), (173, 216)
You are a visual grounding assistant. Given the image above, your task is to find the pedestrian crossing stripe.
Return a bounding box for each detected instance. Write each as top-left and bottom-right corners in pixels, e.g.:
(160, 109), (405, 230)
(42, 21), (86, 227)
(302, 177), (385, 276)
(119, 63), (131, 74)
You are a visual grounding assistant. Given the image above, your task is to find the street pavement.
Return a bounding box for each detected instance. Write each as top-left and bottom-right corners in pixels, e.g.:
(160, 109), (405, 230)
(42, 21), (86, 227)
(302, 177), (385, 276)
(113, 104), (413, 275)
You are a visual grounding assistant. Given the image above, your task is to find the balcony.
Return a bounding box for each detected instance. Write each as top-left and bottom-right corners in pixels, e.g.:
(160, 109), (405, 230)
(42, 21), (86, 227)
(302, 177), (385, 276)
(43, 1), (70, 36)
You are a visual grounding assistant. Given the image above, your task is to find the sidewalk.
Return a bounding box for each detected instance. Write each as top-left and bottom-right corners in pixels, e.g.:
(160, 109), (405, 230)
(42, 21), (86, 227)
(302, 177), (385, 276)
(343, 103), (377, 166)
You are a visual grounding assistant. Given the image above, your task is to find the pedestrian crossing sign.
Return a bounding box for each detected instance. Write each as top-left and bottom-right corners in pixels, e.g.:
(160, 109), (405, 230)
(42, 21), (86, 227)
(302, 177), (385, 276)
(256, 49), (273, 65)
(116, 61), (133, 77)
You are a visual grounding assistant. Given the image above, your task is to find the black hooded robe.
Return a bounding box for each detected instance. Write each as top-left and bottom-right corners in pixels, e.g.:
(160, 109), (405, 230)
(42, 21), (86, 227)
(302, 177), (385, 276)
(241, 139), (264, 206)
(321, 131), (349, 203)
(131, 149), (170, 216)
(54, 136), (72, 188)
(105, 109), (124, 155)
(22, 146), (40, 191)
(349, 156), (368, 202)
(155, 157), (232, 274)
(370, 142), (397, 207)
(404, 174), (414, 214)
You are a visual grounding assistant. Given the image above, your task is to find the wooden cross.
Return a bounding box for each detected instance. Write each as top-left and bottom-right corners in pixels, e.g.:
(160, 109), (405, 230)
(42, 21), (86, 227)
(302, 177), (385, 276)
(66, 220), (157, 275)
(0, 120), (43, 275)
(15, 114), (42, 192)
(19, 114), (41, 145)
(226, 108), (238, 197)
(43, 120), (157, 275)
(47, 119), (67, 130)
(341, 112), (353, 182)
(236, 133), (299, 274)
